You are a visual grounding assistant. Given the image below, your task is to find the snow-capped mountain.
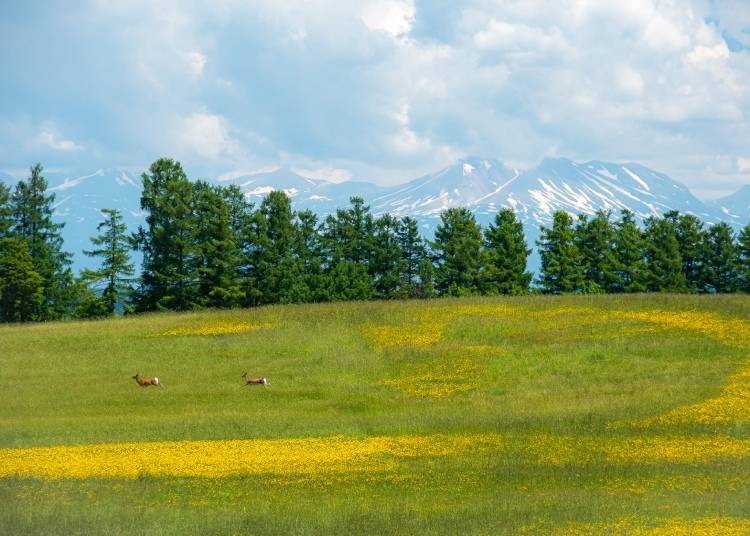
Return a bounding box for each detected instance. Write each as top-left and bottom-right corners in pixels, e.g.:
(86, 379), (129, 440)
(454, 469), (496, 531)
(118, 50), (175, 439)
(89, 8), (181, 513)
(1, 157), (747, 272)
(708, 185), (750, 223)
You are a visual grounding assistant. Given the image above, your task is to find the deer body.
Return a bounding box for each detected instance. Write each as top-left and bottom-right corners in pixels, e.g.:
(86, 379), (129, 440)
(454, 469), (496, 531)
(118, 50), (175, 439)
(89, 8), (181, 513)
(242, 372), (268, 387)
(132, 374), (161, 387)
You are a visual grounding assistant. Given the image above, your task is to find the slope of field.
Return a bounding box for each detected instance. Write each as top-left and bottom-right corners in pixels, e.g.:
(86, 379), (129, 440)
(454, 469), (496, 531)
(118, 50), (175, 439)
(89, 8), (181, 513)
(1, 295), (750, 534)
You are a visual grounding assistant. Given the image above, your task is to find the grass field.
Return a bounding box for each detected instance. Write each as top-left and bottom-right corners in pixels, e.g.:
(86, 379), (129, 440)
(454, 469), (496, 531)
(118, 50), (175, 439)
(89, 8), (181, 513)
(2, 295), (750, 534)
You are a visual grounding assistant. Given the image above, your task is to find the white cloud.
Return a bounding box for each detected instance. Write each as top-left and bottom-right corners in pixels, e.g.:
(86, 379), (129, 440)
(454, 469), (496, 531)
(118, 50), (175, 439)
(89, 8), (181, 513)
(362, 0), (415, 37)
(183, 51), (207, 77)
(38, 130), (84, 152)
(175, 112), (239, 161)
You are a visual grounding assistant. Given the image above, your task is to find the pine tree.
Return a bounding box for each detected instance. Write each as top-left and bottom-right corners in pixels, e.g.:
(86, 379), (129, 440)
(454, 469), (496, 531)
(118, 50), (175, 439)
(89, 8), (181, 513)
(671, 212), (707, 292)
(483, 208), (531, 295)
(432, 207), (483, 296)
(643, 215), (686, 292)
(293, 210), (327, 302)
(536, 211), (585, 293)
(613, 209), (647, 293)
(371, 214), (403, 299)
(574, 211), (619, 293)
(738, 224), (750, 293)
(0, 182), (11, 239)
(10, 164), (73, 319)
(81, 208), (134, 314)
(0, 237), (44, 322)
(192, 182), (243, 308)
(321, 197), (375, 301)
(222, 186), (258, 307)
(417, 258), (436, 298)
(702, 222), (739, 293)
(132, 158), (198, 311)
(397, 216), (427, 298)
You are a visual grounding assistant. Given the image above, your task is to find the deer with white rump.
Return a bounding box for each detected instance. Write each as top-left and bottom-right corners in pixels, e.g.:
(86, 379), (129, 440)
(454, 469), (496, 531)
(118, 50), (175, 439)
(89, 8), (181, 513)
(242, 372), (268, 387)
(132, 373), (161, 387)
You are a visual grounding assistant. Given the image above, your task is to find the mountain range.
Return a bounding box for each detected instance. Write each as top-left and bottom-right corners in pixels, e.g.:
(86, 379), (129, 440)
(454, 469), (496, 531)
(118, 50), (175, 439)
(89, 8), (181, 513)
(1, 157), (748, 272)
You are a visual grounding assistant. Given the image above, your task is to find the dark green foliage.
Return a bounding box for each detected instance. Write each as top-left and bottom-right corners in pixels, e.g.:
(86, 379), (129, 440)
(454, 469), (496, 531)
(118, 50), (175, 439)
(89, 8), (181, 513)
(670, 212), (707, 292)
(574, 210), (619, 293)
(738, 224), (750, 293)
(643, 215), (687, 292)
(0, 237), (44, 322)
(702, 222), (739, 293)
(293, 210), (328, 302)
(371, 214), (403, 299)
(397, 216), (428, 298)
(613, 210), (647, 293)
(133, 159), (199, 311)
(432, 208), (484, 296)
(9, 164), (73, 319)
(483, 208), (531, 295)
(0, 182), (11, 239)
(536, 211), (585, 293)
(81, 208), (134, 314)
(191, 182), (243, 308)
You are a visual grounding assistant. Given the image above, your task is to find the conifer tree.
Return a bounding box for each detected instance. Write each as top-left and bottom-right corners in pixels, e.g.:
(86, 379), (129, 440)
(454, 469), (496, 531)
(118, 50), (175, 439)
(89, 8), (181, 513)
(397, 216), (427, 298)
(671, 212), (707, 292)
(574, 211), (619, 293)
(536, 211), (585, 293)
(254, 190), (299, 304)
(132, 158), (198, 311)
(81, 208), (134, 314)
(0, 182), (11, 238)
(10, 164), (73, 319)
(643, 215), (686, 292)
(613, 209), (647, 293)
(483, 208), (531, 295)
(0, 237), (44, 322)
(293, 210), (327, 302)
(192, 182), (243, 308)
(738, 224), (750, 293)
(371, 214), (403, 298)
(702, 222), (739, 293)
(432, 207), (483, 296)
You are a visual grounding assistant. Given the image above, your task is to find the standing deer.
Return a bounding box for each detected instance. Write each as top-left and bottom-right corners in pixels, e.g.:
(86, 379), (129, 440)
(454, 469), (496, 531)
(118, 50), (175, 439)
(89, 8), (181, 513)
(242, 372), (268, 387)
(132, 373), (161, 387)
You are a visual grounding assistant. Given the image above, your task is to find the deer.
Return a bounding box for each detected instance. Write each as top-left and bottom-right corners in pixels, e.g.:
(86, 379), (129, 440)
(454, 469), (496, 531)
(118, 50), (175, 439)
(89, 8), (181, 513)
(242, 372), (268, 387)
(132, 373), (161, 387)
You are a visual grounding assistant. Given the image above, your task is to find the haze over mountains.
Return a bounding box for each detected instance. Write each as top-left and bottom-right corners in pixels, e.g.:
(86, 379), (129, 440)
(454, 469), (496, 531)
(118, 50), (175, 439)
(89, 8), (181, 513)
(2, 157), (749, 272)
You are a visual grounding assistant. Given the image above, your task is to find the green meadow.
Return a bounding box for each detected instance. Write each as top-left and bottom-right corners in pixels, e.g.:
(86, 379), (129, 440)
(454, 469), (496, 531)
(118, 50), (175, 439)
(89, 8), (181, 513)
(2, 295), (750, 535)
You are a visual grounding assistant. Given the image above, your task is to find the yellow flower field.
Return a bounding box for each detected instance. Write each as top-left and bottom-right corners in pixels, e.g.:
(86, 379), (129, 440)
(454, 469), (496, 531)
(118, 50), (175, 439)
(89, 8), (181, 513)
(0, 433), (502, 480)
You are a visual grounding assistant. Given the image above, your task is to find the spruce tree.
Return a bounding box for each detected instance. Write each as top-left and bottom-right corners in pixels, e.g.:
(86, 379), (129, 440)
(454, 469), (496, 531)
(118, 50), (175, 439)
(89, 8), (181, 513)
(10, 164), (73, 319)
(483, 208), (531, 295)
(613, 209), (647, 292)
(132, 158), (198, 311)
(81, 208), (134, 314)
(0, 182), (11, 238)
(432, 207), (483, 296)
(254, 190), (298, 304)
(574, 211), (619, 293)
(671, 212), (707, 292)
(703, 222), (739, 293)
(643, 215), (686, 292)
(397, 216), (427, 298)
(0, 237), (44, 322)
(536, 211), (585, 293)
(738, 224), (750, 293)
(293, 210), (327, 302)
(371, 214), (403, 299)
(192, 182), (243, 308)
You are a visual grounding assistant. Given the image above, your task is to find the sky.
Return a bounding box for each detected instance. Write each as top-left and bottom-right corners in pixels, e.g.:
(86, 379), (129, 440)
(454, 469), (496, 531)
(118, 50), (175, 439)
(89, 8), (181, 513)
(1, 0), (749, 199)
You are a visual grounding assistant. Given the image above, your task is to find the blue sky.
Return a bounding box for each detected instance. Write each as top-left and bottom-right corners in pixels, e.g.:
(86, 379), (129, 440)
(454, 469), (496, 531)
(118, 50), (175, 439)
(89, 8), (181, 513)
(1, 0), (749, 198)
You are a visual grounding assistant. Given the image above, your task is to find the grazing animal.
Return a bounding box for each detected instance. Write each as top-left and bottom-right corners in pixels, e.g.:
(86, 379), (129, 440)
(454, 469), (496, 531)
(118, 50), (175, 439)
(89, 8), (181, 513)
(132, 373), (161, 387)
(242, 372), (268, 387)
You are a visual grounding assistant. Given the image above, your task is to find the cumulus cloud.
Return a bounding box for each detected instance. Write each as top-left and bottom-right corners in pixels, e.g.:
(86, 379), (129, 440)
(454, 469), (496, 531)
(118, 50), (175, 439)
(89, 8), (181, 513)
(175, 112), (240, 161)
(362, 0), (415, 37)
(38, 130), (84, 152)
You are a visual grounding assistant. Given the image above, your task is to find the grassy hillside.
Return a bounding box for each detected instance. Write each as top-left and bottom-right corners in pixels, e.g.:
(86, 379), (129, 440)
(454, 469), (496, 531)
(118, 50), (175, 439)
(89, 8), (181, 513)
(2, 295), (750, 534)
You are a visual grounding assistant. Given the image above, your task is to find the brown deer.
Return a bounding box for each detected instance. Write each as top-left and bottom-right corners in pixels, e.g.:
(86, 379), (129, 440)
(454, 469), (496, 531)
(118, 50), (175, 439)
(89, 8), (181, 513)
(132, 373), (161, 387)
(242, 372), (268, 387)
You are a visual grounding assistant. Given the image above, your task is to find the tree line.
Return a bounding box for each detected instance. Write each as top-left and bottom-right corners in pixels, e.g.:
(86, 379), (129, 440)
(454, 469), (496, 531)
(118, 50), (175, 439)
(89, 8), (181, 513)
(2, 158), (750, 322)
